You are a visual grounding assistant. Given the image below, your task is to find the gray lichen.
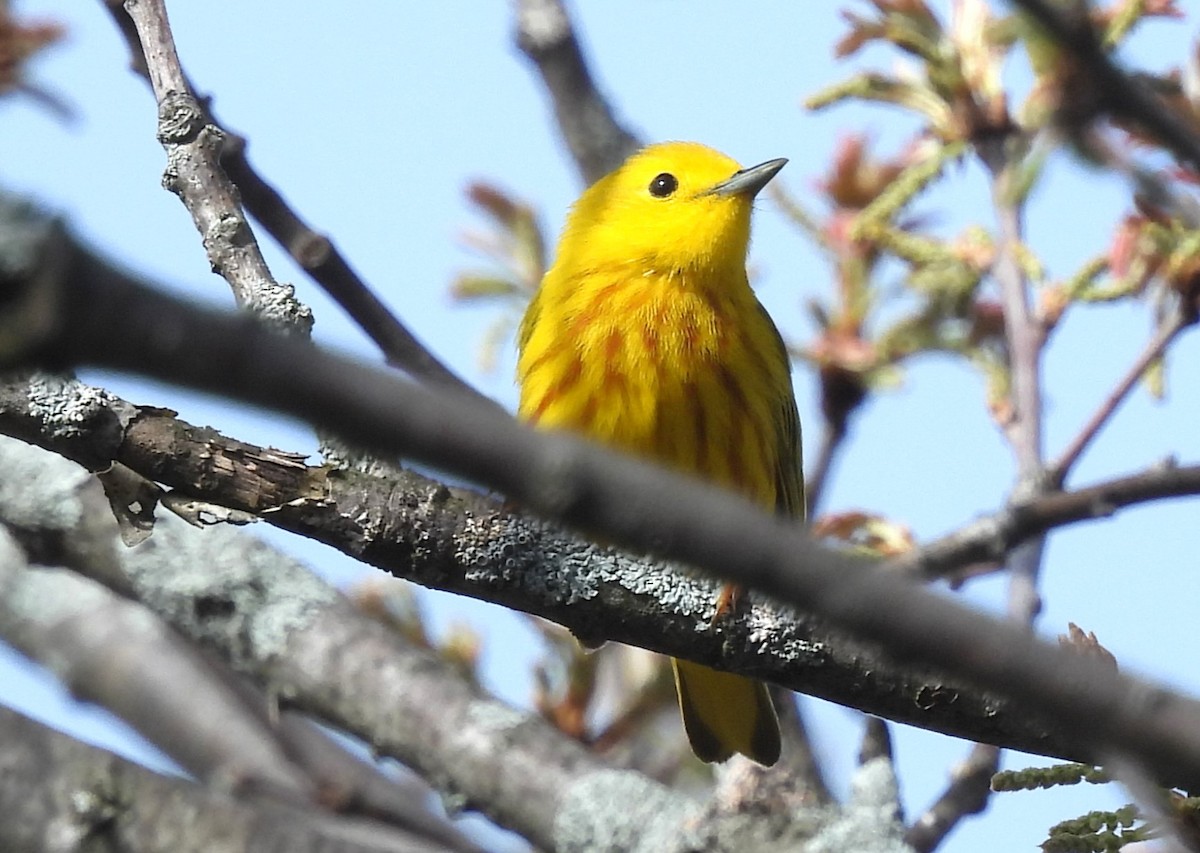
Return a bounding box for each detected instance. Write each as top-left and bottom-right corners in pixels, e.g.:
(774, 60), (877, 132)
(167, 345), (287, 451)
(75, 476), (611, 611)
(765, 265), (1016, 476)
(0, 432), (92, 530)
(804, 757), (909, 853)
(122, 515), (336, 665)
(23, 373), (133, 438)
(555, 769), (699, 853)
(0, 435), (336, 668)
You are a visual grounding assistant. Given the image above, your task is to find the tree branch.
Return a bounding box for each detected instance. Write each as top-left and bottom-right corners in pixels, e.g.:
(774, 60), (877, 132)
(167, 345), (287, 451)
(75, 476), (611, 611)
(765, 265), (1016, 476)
(0, 373), (1071, 763)
(903, 743), (999, 853)
(955, 117), (1051, 839)
(977, 133), (1048, 620)
(0, 435), (644, 849)
(805, 417), (846, 517)
(0, 474), (489, 853)
(0, 552), (309, 802)
(102, 0), (481, 398)
(1005, 0), (1200, 173)
(513, 0), (641, 184)
(1050, 308), (1190, 485)
(890, 459), (1200, 580)
(116, 0), (311, 332)
(994, 2), (1200, 493)
(0, 435), (921, 851)
(0, 705), (468, 853)
(10, 196), (1200, 793)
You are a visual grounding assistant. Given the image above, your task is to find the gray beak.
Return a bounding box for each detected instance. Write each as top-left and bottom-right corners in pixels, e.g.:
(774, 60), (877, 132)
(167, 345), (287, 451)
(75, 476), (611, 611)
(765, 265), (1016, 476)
(706, 158), (788, 199)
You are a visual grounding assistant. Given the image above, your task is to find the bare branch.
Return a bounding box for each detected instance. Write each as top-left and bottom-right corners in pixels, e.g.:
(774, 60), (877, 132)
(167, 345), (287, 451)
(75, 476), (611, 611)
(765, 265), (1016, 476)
(269, 712), (488, 853)
(956, 120), (1052, 838)
(102, 0), (483, 399)
(0, 436), (915, 851)
(903, 744), (1000, 853)
(0, 436), (643, 849)
(0, 434), (936, 853)
(859, 718), (895, 769)
(0, 477), (487, 852)
(989, 5), (1200, 498)
(976, 134), (1048, 623)
(804, 418), (845, 517)
(0, 550), (310, 802)
(891, 460), (1200, 581)
(117, 0), (310, 331)
(0, 375), (1071, 763)
(513, 0), (641, 183)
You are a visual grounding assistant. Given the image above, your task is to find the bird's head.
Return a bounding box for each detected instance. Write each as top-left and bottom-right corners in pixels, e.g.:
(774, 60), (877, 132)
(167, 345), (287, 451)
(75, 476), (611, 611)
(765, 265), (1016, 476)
(556, 141), (786, 281)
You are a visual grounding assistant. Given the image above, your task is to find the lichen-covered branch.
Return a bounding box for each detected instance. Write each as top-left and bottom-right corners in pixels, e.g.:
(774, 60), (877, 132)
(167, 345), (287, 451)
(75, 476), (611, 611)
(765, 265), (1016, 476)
(0, 463), (491, 853)
(0, 436), (921, 852)
(11, 189), (1200, 793)
(0, 373), (1065, 763)
(0, 705), (472, 853)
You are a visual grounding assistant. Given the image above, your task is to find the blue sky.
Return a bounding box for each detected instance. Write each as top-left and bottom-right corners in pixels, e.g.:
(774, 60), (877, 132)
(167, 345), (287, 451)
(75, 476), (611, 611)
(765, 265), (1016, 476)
(3, 2), (1200, 850)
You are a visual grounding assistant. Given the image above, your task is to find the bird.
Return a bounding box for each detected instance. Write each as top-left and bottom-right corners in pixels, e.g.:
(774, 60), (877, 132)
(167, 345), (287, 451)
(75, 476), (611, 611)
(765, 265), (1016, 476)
(517, 141), (802, 766)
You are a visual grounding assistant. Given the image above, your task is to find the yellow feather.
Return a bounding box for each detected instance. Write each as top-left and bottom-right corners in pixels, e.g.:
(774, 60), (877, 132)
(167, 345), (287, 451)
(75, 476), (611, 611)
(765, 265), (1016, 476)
(518, 141), (803, 766)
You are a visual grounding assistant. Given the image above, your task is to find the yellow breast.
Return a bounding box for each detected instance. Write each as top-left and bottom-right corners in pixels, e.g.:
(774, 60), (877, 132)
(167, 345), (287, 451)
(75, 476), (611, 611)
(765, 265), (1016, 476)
(517, 265), (788, 510)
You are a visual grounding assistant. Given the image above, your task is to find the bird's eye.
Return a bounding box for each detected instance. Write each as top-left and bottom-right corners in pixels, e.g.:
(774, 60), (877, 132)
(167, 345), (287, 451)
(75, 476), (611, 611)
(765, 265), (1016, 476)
(648, 173), (678, 198)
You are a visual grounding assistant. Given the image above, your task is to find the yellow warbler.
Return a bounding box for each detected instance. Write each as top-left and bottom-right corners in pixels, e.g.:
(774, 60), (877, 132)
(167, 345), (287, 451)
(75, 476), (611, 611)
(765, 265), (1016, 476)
(517, 141), (802, 766)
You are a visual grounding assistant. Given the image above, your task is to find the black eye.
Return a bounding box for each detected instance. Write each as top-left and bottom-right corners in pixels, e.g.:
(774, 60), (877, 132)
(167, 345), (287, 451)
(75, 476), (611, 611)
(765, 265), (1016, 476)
(649, 172), (678, 198)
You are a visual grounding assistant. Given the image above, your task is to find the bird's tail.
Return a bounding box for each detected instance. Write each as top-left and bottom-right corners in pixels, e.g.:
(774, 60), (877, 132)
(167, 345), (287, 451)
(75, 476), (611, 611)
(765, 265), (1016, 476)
(671, 658), (781, 766)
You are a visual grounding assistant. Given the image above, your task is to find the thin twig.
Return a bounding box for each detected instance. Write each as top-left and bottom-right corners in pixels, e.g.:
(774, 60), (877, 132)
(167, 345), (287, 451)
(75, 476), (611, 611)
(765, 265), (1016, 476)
(1050, 310), (1189, 485)
(1042, 123), (1200, 486)
(892, 458), (1200, 580)
(102, 0), (485, 400)
(978, 133), (1048, 623)
(804, 420), (845, 517)
(978, 144), (1044, 477)
(904, 744), (1000, 853)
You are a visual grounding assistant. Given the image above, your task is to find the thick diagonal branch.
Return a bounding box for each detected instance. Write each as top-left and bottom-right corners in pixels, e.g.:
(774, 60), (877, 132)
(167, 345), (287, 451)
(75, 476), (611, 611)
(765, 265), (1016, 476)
(10, 200), (1200, 793)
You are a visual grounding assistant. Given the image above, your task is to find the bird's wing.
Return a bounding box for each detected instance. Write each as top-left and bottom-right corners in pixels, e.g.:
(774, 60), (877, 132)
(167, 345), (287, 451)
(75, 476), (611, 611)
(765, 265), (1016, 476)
(756, 301), (806, 520)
